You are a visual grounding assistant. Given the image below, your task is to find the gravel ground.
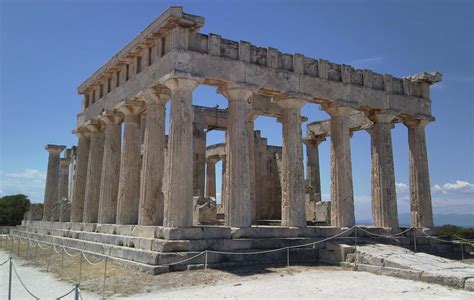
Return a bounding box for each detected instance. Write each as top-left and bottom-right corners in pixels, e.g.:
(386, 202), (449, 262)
(1, 245), (473, 299)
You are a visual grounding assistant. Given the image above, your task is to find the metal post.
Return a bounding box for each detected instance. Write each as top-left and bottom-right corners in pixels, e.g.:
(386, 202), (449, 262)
(287, 248), (290, 267)
(79, 252), (83, 284)
(461, 243), (464, 261)
(8, 257), (13, 300)
(34, 242), (38, 264)
(102, 256), (108, 299)
(354, 226), (358, 247)
(413, 228), (417, 253)
(16, 239), (20, 257)
(61, 246), (64, 277)
(47, 242), (53, 272)
(204, 251), (208, 270)
(10, 237), (14, 252)
(26, 239), (30, 259)
(74, 283), (80, 300)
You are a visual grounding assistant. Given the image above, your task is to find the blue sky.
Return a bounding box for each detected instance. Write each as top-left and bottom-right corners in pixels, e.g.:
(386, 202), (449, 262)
(1, 0), (473, 221)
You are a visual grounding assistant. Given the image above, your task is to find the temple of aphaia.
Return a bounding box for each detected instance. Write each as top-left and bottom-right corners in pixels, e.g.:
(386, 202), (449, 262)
(18, 7), (450, 273)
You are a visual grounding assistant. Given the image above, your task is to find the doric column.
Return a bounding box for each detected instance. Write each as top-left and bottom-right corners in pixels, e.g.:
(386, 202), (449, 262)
(193, 122), (207, 196)
(247, 112), (258, 223)
(324, 105), (355, 227)
(205, 158), (218, 198)
(219, 84), (253, 228)
(220, 154), (227, 208)
(163, 76), (200, 228)
(116, 100), (144, 225)
(305, 136), (325, 203)
(368, 113), (399, 228)
(404, 118), (433, 227)
(83, 121), (105, 223)
(275, 97), (306, 228)
(138, 87), (170, 226)
(98, 110), (123, 224)
(43, 145), (66, 221)
(58, 157), (70, 202)
(71, 128), (90, 222)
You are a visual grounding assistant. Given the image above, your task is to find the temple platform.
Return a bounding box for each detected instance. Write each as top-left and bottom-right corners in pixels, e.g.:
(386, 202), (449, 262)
(11, 221), (468, 275)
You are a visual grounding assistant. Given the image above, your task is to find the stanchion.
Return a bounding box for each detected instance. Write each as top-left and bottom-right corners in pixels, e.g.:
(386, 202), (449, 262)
(461, 243), (464, 261)
(78, 252), (83, 284)
(102, 256), (108, 299)
(8, 257), (13, 300)
(287, 248), (290, 267)
(26, 239), (30, 259)
(204, 250), (208, 270)
(10, 237), (14, 252)
(354, 226), (358, 247)
(74, 283), (80, 300)
(413, 228), (417, 253)
(16, 239), (20, 257)
(34, 242), (38, 264)
(61, 246), (64, 277)
(47, 242), (54, 272)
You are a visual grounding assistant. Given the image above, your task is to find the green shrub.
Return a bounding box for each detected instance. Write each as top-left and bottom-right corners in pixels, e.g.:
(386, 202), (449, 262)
(0, 194), (31, 226)
(435, 224), (474, 240)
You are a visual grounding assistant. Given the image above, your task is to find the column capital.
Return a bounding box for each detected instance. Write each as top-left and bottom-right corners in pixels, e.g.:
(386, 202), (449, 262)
(45, 144), (66, 155)
(273, 96), (306, 110)
(304, 135), (326, 146)
(137, 86), (171, 104)
(115, 100), (145, 116)
(72, 126), (90, 139)
(161, 73), (201, 93)
(403, 116), (432, 128)
(100, 110), (123, 125)
(60, 157), (70, 166)
(367, 111), (397, 124)
(217, 83), (256, 102)
(321, 104), (355, 117)
(207, 156), (220, 164)
(85, 120), (103, 133)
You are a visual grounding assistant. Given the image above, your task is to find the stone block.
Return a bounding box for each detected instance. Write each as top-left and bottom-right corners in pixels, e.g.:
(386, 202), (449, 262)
(193, 196), (218, 225)
(115, 225), (136, 236)
(464, 278), (474, 291)
(59, 199), (71, 222)
(26, 204), (44, 221)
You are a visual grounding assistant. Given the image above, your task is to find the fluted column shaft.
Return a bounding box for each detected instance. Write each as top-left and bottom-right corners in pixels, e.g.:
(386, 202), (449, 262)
(58, 158), (70, 202)
(247, 114), (257, 223)
(83, 123), (105, 223)
(116, 101), (144, 225)
(98, 111), (122, 224)
(220, 154), (227, 208)
(405, 119), (433, 227)
(163, 77), (200, 228)
(71, 130), (90, 222)
(220, 85), (253, 228)
(325, 106), (355, 227)
(206, 159), (217, 198)
(138, 88), (169, 226)
(193, 123), (207, 197)
(43, 145), (65, 221)
(305, 137), (324, 203)
(276, 98), (306, 228)
(369, 113), (399, 228)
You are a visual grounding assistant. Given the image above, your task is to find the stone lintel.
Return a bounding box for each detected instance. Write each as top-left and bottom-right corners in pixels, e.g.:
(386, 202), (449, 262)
(306, 110), (373, 138)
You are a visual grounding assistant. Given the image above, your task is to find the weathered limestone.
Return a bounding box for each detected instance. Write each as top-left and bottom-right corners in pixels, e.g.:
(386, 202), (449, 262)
(138, 87), (170, 226)
(193, 196), (218, 225)
(205, 157), (218, 198)
(59, 199), (71, 222)
(276, 97), (306, 228)
(83, 121), (105, 223)
(58, 157), (70, 202)
(305, 136), (325, 203)
(324, 106), (355, 227)
(43, 145), (66, 221)
(193, 122), (207, 197)
(163, 76), (200, 228)
(116, 100), (144, 225)
(51, 201), (61, 222)
(71, 128), (90, 222)
(220, 153), (227, 208)
(219, 84), (253, 228)
(247, 113), (257, 223)
(26, 204), (43, 221)
(405, 118), (433, 228)
(98, 110), (123, 224)
(368, 113), (399, 228)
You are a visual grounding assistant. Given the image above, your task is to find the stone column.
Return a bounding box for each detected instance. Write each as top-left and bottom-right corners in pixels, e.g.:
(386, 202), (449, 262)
(305, 136), (325, 203)
(405, 118), (433, 227)
(138, 87), (170, 226)
(205, 158), (217, 198)
(43, 145), (66, 221)
(116, 101), (144, 225)
(58, 157), (70, 203)
(163, 76), (200, 228)
(275, 98), (306, 228)
(193, 122), (207, 197)
(324, 105), (355, 227)
(98, 110), (123, 224)
(71, 128), (90, 222)
(83, 121), (105, 223)
(247, 113), (258, 223)
(368, 113), (399, 228)
(219, 84), (253, 228)
(220, 154), (227, 208)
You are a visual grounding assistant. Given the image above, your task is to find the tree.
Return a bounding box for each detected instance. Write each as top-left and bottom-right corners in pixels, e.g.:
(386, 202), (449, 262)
(0, 194), (31, 226)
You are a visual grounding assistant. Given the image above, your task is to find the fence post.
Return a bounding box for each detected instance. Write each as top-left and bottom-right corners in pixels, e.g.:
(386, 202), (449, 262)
(47, 242), (54, 272)
(354, 226), (358, 248)
(34, 242), (38, 264)
(26, 239), (30, 259)
(102, 256), (108, 299)
(10, 236), (14, 252)
(287, 248), (290, 267)
(74, 283), (80, 300)
(16, 239), (20, 257)
(8, 257), (13, 300)
(79, 252), (83, 284)
(61, 246), (65, 277)
(413, 228), (417, 253)
(461, 243), (464, 261)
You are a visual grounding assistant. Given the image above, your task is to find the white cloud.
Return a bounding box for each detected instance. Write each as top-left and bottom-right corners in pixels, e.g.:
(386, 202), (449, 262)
(432, 180), (474, 194)
(396, 182), (408, 193)
(0, 169), (46, 202)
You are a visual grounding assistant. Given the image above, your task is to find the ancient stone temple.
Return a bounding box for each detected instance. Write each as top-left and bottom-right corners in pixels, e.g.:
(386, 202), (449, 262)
(20, 7), (444, 274)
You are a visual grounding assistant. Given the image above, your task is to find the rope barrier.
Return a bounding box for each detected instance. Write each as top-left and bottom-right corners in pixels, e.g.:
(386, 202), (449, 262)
(356, 226), (414, 238)
(55, 286), (76, 300)
(53, 244), (62, 254)
(12, 263), (40, 299)
(453, 235), (474, 245)
(82, 252), (103, 266)
(63, 247), (79, 258)
(421, 229), (474, 246)
(0, 257), (9, 266)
